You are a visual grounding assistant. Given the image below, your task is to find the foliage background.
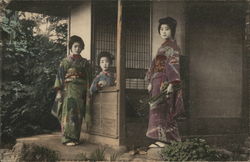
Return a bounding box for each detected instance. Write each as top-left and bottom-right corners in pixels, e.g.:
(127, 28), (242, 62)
(1, 1), (67, 145)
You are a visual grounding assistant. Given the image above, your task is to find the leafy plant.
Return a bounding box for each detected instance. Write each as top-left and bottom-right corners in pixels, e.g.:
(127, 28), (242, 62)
(1, 3), (67, 144)
(110, 151), (121, 161)
(90, 147), (106, 161)
(160, 138), (230, 161)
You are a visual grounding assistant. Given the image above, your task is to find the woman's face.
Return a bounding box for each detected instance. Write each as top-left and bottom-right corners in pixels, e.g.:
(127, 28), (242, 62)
(100, 57), (110, 71)
(160, 24), (172, 40)
(70, 42), (82, 55)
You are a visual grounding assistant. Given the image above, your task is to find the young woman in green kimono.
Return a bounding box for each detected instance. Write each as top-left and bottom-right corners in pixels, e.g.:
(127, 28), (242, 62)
(53, 35), (91, 146)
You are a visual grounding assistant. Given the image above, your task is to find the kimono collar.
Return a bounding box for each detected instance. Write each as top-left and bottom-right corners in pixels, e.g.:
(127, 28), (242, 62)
(161, 38), (177, 48)
(101, 71), (111, 76)
(69, 54), (83, 60)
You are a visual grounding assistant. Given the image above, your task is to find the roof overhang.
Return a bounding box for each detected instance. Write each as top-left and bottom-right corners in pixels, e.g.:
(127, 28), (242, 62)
(6, 0), (87, 17)
(6, 0), (249, 17)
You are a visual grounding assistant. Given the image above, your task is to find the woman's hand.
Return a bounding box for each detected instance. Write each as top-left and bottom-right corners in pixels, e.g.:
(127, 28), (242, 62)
(55, 91), (62, 101)
(160, 82), (168, 92)
(147, 83), (152, 92)
(161, 83), (173, 98)
(166, 83), (173, 94)
(98, 80), (107, 88)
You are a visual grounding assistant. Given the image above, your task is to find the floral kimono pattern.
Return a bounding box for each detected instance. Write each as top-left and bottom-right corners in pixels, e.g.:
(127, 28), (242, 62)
(53, 55), (91, 144)
(145, 39), (184, 143)
(89, 71), (115, 96)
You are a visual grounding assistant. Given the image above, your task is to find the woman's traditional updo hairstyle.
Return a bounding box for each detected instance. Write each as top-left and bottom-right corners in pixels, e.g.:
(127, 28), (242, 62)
(158, 17), (177, 38)
(69, 35), (85, 50)
(97, 51), (114, 65)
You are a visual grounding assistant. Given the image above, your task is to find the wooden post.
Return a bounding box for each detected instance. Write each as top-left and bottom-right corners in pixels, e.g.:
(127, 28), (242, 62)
(116, 0), (125, 145)
(67, 7), (71, 55)
(245, 2), (250, 134)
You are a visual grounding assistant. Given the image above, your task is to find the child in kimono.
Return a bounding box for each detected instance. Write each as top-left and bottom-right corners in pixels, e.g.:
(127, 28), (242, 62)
(90, 52), (115, 95)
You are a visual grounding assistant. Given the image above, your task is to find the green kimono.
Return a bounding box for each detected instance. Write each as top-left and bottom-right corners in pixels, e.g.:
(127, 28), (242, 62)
(53, 54), (91, 144)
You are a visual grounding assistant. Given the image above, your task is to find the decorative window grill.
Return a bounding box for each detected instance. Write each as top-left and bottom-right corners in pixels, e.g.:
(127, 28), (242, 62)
(92, 1), (151, 89)
(92, 1), (117, 70)
(124, 2), (151, 89)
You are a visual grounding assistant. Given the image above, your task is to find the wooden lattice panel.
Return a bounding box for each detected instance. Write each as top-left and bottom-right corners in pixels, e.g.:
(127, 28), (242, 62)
(90, 87), (118, 138)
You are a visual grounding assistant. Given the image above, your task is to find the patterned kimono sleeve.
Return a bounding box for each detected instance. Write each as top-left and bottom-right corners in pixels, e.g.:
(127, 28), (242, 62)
(54, 60), (66, 91)
(52, 59), (66, 120)
(165, 48), (181, 84)
(167, 48), (184, 118)
(85, 61), (92, 88)
(85, 61), (92, 128)
(89, 75), (100, 96)
(145, 58), (156, 82)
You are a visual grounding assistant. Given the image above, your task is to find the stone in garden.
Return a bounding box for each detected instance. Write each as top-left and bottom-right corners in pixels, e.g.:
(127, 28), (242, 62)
(146, 147), (163, 161)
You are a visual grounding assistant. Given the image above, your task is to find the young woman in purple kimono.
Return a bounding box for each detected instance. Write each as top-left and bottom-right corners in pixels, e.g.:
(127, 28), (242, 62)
(146, 17), (184, 148)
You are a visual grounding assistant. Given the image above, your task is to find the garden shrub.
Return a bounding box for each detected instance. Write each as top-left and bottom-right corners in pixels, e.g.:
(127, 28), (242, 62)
(160, 138), (230, 161)
(1, 5), (67, 145)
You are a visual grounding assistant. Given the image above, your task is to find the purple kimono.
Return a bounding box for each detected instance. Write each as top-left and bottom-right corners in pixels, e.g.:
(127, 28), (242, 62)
(145, 39), (184, 143)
